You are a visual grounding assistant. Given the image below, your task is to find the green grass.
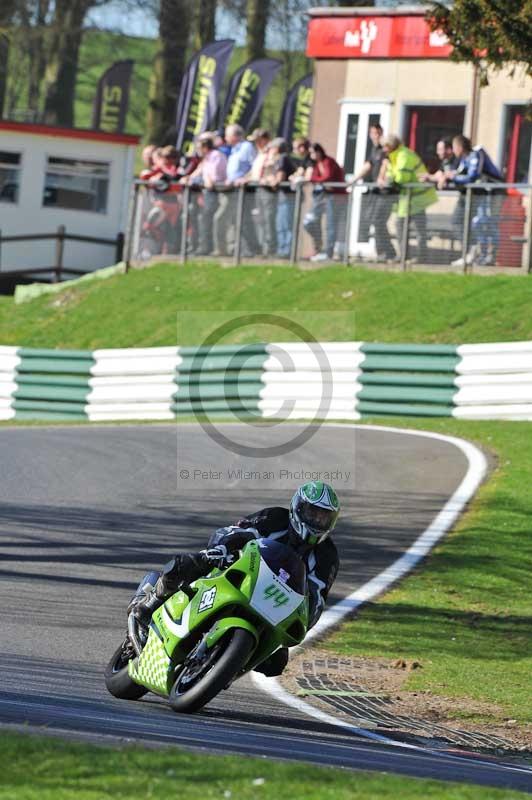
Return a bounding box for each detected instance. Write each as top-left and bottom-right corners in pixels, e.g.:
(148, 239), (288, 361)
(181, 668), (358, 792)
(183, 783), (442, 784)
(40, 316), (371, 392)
(0, 733), (528, 800)
(327, 418), (532, 724)
(2, 262), (532, 349)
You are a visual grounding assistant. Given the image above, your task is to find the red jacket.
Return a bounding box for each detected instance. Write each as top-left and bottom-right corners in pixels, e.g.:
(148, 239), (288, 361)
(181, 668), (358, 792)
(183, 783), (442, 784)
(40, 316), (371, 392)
(311, 156), (346, 193)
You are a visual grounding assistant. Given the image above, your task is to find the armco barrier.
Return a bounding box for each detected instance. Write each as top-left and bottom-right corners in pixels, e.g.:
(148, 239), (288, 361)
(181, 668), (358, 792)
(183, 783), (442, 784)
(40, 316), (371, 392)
(1, 341), (532, 422)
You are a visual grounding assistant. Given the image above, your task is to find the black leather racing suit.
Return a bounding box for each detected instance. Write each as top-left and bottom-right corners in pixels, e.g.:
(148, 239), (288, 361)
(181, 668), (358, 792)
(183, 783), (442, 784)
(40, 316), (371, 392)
(155, 506), (339, 630)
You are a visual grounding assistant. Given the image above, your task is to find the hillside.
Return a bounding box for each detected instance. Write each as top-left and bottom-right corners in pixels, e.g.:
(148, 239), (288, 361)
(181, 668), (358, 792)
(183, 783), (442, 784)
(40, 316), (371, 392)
(1, 262), (532, 349)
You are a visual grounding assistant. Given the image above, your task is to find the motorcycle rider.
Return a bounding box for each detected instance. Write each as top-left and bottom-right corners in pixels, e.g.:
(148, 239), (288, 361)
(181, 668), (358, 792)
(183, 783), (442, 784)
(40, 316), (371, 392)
(129, 481), (340, 676)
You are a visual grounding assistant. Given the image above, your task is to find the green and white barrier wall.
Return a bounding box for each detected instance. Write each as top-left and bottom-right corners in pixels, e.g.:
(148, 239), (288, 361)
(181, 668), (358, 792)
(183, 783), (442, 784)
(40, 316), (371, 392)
(1, 341), (532, 422)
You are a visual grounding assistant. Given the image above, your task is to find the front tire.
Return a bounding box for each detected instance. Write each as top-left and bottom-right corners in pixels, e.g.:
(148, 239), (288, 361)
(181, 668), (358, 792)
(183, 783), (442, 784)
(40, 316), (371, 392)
(169, 628), (255, 714)
(104, 644), (149, 700)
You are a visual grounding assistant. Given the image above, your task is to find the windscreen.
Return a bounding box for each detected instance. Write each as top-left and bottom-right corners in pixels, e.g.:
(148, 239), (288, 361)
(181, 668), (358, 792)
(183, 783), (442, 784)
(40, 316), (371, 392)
(257, 539), (306, 594)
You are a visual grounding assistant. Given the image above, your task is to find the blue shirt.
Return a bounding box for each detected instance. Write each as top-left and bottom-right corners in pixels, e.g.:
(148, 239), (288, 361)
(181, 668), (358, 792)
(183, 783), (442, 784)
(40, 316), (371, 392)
(453, 147), (502, 185)
(227, 139), (256, 181)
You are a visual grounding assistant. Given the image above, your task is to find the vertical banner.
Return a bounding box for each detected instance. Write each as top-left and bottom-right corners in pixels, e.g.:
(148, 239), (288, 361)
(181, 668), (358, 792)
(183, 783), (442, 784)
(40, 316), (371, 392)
(176, 39), (235, 157)
(220, 58), (282, 132)
(92, 59), (134, 133)
(277, 73), (314, 143)
(0, 33), (9, 119)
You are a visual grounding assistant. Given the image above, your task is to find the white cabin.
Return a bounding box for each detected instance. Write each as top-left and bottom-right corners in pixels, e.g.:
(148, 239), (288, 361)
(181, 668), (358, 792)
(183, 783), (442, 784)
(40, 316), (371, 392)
(0, 120), (139, 275)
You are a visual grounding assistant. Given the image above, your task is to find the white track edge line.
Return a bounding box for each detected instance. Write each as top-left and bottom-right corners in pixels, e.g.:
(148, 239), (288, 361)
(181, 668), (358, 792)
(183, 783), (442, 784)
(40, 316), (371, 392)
(252, 423), (488, 753)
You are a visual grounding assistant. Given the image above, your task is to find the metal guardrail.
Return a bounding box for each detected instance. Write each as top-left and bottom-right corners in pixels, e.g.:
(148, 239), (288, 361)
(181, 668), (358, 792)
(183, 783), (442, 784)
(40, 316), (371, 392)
(0, 226), (125, 283)
(125, 179), (532, 273)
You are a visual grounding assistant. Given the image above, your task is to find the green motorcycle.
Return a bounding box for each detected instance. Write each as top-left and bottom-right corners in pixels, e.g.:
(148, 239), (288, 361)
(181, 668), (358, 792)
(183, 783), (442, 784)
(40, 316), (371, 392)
(105, 538), (309, 713)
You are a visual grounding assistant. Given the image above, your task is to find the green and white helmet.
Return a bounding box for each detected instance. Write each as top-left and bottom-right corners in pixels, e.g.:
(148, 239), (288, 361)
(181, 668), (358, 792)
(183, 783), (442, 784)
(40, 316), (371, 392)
(289, 481), (340, 547)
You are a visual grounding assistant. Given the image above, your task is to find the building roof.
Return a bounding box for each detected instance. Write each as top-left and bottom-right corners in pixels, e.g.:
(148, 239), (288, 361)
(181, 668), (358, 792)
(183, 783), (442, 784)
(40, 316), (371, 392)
(0, 120), (140, 145)
(308, 6), (430, 16)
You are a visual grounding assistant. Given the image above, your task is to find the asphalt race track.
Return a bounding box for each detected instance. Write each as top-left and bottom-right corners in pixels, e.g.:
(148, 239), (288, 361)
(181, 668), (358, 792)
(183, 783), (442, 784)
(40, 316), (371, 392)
(1, 423), (531, 792)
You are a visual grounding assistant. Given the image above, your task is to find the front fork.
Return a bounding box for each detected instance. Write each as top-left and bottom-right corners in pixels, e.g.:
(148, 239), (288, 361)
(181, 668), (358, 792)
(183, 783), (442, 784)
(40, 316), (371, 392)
(127, 570), (161, 656)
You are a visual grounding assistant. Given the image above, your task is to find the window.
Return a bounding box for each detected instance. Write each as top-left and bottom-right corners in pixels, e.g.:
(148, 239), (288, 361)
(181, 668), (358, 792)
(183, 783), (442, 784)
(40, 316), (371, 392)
(0, 151), (22, 204)
(403, 105), (466, 171)
(501, 106), (531, 182)
(43, 157), (110, 213)
(343, 114), (360, 175)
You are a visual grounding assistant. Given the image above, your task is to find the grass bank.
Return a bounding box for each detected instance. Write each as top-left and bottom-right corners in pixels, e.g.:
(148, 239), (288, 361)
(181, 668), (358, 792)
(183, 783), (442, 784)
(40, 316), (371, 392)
(0, 733), (528, 800)
(2, 262), (532, 349)
(326, 419), (532, 727)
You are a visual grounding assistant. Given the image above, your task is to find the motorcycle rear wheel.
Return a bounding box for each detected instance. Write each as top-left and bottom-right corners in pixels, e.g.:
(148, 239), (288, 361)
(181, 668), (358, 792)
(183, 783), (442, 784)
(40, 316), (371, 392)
(169, 628), (255, 713)
(104, 643), (149, 700)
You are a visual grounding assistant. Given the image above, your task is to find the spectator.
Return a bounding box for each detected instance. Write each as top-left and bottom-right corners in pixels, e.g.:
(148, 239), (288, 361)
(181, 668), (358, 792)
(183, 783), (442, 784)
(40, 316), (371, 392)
(262, 137), (296, 258)
(182, 133), (227, 256)
(379, 134), (438, 263)
(290, 137), (314, 182)
(226, 123), (256, 183)
(441, 134), (504, 267)
(154, 145), (180, 181)
(437, 138), (460, 173)
(145, 146), (183, 255)
(223, 123), (260, 256)
(139, 144), (158, 179)
(303, 143), (346, 262)
(421, 138), (459, 185)
(352, 123), (395, 260)
(247, 129), (275, 255)
(247, 128), (271, 179)
(214, 130), (231, 158)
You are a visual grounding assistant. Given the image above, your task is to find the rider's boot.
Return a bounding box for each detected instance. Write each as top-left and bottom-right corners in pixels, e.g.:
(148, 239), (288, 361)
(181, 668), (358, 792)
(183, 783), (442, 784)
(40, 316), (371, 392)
(253, 647), (289, 677)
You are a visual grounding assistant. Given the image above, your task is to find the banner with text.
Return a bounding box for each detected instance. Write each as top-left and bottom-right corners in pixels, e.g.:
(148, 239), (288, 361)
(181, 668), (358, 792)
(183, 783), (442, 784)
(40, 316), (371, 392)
(176, 39), (235, 157)
(221, 58), (282, 132)
(277, 73), (314, 143)
(306, 15), (451, 59)
(92, 60), (134, 133)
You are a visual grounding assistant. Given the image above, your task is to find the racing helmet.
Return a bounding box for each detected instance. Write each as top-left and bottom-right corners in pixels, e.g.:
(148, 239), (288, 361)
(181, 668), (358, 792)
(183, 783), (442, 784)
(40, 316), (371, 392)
(289, 481), (340, 547)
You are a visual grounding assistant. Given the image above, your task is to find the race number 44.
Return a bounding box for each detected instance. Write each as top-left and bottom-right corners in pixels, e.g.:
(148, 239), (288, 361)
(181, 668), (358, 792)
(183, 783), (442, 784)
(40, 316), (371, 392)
(264, 584), (289, 608)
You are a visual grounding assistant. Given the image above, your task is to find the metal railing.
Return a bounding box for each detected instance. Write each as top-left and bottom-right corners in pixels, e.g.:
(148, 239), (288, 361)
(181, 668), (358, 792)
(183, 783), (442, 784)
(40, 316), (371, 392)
(125, 179), (532, 274)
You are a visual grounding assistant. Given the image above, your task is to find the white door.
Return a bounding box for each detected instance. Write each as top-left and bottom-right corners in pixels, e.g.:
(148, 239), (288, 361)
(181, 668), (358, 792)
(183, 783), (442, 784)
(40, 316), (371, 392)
(336, 101), (392, 258)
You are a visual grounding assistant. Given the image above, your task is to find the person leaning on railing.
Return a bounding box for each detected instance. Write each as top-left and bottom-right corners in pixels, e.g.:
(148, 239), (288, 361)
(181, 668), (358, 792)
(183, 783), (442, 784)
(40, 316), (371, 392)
(439, 134), (504, 268)
(261, 138), (296, 259)
(378, 134), (438, 264)
(352, 122), (396, 261)
(304, 143), (346, 262)
(180, 133), (228, 257)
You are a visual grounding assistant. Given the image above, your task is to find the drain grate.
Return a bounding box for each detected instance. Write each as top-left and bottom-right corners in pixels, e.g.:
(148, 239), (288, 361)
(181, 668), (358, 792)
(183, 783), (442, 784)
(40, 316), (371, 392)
(295, 656), (514, 751)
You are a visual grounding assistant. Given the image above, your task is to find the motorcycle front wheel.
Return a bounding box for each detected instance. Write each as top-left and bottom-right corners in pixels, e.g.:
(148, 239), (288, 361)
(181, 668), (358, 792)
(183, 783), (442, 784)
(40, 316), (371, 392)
(169, 628), (255, 713)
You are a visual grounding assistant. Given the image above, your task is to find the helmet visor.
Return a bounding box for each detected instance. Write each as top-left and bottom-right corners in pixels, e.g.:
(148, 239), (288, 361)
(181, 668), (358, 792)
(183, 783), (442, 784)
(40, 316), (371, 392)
(297, 499), (338, 534)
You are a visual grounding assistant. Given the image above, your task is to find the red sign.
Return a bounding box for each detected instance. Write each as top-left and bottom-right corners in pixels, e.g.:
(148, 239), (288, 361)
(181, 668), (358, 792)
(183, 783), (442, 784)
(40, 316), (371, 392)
(307, 16), (452, 59)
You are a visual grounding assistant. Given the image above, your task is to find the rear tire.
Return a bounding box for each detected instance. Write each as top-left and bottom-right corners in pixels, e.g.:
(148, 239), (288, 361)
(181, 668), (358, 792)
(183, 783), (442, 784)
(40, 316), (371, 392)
(104, 644), (149, 700)
(169, 628), (255, 714)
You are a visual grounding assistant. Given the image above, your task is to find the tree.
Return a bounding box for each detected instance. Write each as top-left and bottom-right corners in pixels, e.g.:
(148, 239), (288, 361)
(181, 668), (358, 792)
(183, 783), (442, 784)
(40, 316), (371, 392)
(193, 0), (216, 49)
(428, 0), (532, 80)
(246, 0), (270, 62)
(0, 1), (18, 25)
(146, 0), (192, 144)
(22, 0), (50, 114)
(42, 0), (93, 126)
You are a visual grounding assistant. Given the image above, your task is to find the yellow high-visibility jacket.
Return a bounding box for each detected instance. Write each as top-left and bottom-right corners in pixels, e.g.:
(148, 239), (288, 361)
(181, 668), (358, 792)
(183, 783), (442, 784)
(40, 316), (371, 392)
(387, 145), (438, 217)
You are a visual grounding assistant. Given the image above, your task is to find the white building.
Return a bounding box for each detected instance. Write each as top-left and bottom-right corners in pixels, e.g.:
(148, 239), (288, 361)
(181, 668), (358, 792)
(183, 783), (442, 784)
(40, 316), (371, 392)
(0, 120), (139, 275)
